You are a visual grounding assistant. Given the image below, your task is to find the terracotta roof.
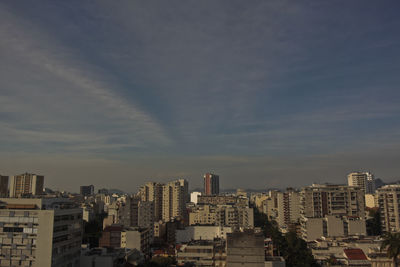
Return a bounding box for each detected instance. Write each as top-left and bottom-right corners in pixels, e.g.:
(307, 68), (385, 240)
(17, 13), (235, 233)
(344, 248), (367, 260)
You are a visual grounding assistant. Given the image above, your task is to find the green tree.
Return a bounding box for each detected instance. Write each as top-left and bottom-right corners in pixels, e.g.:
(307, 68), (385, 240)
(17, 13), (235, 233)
(366, 208), (382, 236)
(253, 208), (319, 267)
(283, 231), (318, 267)
(381, 232), (400, 267)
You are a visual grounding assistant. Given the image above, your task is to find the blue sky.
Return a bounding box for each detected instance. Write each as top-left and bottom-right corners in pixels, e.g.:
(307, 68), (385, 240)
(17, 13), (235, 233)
(1, 1), (400, 192)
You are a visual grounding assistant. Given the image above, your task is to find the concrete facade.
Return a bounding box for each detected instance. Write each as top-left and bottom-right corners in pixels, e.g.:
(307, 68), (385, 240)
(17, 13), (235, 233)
(204, 173), (219, 196)
(176, 226), (232, 243)
(347, 171), (375, 194)
(300, 215), (366, 241)
(120, 227), (152, 254)
(0, 198), (82, 267)
(377, 185), (400, 233)
(226, 230), (265, 267)
(9, 174), (44, 198)
(301, 184), (365, 218)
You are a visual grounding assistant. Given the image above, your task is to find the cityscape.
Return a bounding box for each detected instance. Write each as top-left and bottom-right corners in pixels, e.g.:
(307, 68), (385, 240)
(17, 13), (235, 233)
(0, 172), (398, 266)
(1, 1), (400, 267)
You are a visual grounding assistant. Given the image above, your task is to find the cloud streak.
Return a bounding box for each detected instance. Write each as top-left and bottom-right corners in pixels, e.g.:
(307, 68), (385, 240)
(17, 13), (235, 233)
(0, 0), (400, 190)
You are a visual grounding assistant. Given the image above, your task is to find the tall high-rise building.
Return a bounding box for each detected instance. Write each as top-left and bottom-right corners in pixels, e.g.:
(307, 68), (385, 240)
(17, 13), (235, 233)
(347, 171), (375, 194)
(0, 197), (82, 267)
(9, 173), (44, 198)
(204, 173), (219, 196)
(138, 201), (154, 228)
(139, 182), (163, 221)
(139, 179), (188, 223)
(377, 185), (400, 233)
(276, 188), (301, 228)
(80, 185), (94, 196)
(119, 196), (140, 227)
(162, 179), (188, 222)
(0, 175), (8, 197)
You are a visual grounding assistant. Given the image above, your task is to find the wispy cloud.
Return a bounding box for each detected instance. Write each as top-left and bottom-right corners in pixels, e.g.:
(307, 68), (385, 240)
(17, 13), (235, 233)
(1, 1), (400, 190)
(0, 5), (171, 153)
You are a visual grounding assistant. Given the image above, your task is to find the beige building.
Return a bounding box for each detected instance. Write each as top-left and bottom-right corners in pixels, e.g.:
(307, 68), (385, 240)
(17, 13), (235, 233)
(120, 227), (152, 254)
(377, 185), (400, 233)
(300, 215), (366, 241)
(139, 182), (163, 221)
(189, 205), (254, 229)
(162, 179), (188, 222)
(197, 195), (247, 206)
(176, 240), (226, 267)
(176, 226), (232, 243)
(365, 193), (378, 208)
(0, 198), (82, 267)
(300, 184), (366, 241)
(301, 184), (365, 218)
(139, 179), (188, 223)
(274, 189), (301, 229)
(253, 194), (269, 213)
(347, 171), (375, 194)
(9, 173), (44, 198)
(189, 205), (218, 225)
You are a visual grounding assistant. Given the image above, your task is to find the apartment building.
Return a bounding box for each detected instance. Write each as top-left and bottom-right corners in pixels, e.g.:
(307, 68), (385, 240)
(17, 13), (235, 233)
(300, 184), (366, 241)
(162, 179), (188, 222)
(9, 174), (44, 198)
(226, 230), (265, 267)
(80, 185), (94, 197)
(347, 171), (375, 194)
(138, 182), (163, 221)
(377, 185), (400, 233)
(189, 204), (254, 230)
(301, 184), (365, 218)
(197, 195), (248, 206)
(99, 225), (123, 248)
(120, 227), (152, 255)
(0, 198), (82, 267)
(204, 173), (220, 196)
(300, 215), (366, 241)
(139, 179), (188, 223)
(177, 240), (226, 267)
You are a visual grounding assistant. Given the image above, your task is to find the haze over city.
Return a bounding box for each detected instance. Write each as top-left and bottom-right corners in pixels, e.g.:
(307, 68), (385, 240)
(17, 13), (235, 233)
(1, 1), (400, 192)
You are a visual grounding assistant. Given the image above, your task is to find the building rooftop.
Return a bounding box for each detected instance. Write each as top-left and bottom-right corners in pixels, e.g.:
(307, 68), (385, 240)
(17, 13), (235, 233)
(343, 248), (368, 260)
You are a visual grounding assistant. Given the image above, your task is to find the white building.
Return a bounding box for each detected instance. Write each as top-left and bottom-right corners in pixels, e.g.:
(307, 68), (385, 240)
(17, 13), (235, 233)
(190, 192), (202, 204)
(347, 171), (375, 194)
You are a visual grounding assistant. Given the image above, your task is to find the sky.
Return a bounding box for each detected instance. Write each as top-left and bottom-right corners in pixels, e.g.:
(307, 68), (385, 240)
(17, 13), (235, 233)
(1, 1), (400, 192)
